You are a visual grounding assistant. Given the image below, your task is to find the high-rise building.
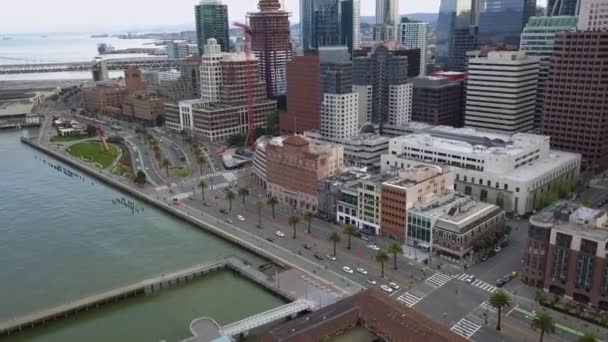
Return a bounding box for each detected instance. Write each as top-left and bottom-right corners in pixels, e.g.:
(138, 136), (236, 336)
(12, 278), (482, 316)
(547, 0), (581, 16)
(195, 0), (230, 55)
(200, 38), (223, 103)
(520, 16), (578, 131)
(375, 0), (399, 36)
(542, 31), (608, 171)
(282, 54), (321, 133)
(340, 0), (361, 53)
(465, 51), (539, 134)
(399, 18), (429, 76)
(353, 44), (412, 129)
(411, 76), (465, 127)
(436, 0), (479, 71)
(166, 41), (190, 60)
(300, 0), (341, 50)
(478, 0), (537, 46)
(578, 0), (608, 30)
(249, 0), (292, 98)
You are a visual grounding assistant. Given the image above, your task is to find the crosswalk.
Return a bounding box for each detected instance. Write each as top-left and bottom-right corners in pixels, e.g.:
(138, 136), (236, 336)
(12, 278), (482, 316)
(201, 171), (223, 179)
(455, 273), (473, 281)
(154, 185), (169, 192)
(481, 300), (497, 312)
(471, 279), (497, 293)
(397, 292), (422, 308)
(450, 318), (482, 339)
(425, 272), (452, 288)
(210, 182), (230, 190)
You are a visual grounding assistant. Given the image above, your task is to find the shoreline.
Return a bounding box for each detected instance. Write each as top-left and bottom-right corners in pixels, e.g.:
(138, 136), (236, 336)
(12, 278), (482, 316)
(0, 79), (88, 90)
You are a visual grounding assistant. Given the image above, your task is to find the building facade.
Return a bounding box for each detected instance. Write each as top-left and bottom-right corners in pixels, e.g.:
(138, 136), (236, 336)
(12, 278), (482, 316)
(124, 65), (145, 95)
(340, 0), (361, 53)
(436, 0), (479, 71)
(195, 0), (230, 54)
(122, 92), (166, 125)
(82, 82), (125, 114)
(282, 54), (321, 133)
(200, 38), (223, 103)
(304, 130), (389, 169)
(399, 19), (429, 76)
(465, 51), (539, 134)
(542, 31), (608, 171)
(478, 0), (537, 46)
(578, 0), (608, 30)
(520, 16), (578, 131)
(249, 0), (292, 98)
(548, 0), (581, 16)
(411, 76), (464, 127)
(375, 0), (398, 41)
(166, 41), (190, 60)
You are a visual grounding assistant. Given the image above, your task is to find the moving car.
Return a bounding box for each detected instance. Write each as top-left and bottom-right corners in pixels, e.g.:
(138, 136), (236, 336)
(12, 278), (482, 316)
(380, 284), (393, 293)
(313, 253), (324, 261)
(256, 224), (263, 229)
(342, 266), (354, 274)
(465, 275), (476, 283)
(303, 244), (312, 250)
(356, 267), (368, 275)
(219, 209), (228, 215)
(366, 279), (377, 285)
(225, 219), (233, 224)
(266, 237), (275, 243)
(389, 282), (400, 290)
(275, 231), (285, 238)
(326, 255), (337, 261)
(367, 244), (381, 251)
(236, 215), (245, 221)
(495, 278), (507, 287)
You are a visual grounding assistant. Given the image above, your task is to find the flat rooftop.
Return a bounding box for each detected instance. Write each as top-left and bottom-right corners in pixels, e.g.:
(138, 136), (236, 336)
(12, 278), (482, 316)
(0, 100), (34, 117)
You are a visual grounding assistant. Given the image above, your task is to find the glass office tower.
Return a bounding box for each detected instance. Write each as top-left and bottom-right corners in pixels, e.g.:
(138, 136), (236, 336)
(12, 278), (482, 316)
(478, 0), (537, 46)
(436, 0), (479, 71)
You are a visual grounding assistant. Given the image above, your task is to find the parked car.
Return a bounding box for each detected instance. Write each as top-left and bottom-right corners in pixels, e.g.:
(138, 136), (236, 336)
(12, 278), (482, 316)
(303, 244), (312, 250)
(367, 244), (381, 251)
(313, 253), (324, 261)
(326, 254), (337, 261)
(466, 275), (476, 283)
(219, 209), (228, 215)
(380, 284), (393, 293)
(256, 224), (263, 229)
(225, 219), (233, 224)
(481, 255), (489, 262)
(494, 246), (502, 254)
(266, 237), (275, 243)
(366, 279), (377, 285)
(342, 266), (354, 274)
(236, 215), (245, 221)
(360, 235), (370, 242)
(356, 267), (368, 275)
(495, 278), (507, 287)
(275, 231), (285, 238)
(389, 282), (400, 290)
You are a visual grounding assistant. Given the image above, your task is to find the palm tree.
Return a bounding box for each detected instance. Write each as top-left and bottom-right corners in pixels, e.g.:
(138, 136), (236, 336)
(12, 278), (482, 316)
(489, 291), (511, 331)
(198, 180), (207, 202)
(531, 312), (555, 342)
(267, 197), (278, 220)
(161, 158), (171, 177)
(342, 224), (356, 250)
(578, 332), (599, 342)
(329, 232), (341, 257)
(237, 187), (249, 206)
(225, 190), (236, 212)
(303, 211), (315, 234)
(288, 214), (300, 239)
(387, 243), (403, 270)
(375, 250), (389, 278)
(256, 199), (265, 226)
(197, 155), (207, 175)
(154, 150), (162, 167)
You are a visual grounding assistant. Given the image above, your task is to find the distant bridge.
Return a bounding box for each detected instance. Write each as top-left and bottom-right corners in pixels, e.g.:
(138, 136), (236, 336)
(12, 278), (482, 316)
(0, 57), (180, 75)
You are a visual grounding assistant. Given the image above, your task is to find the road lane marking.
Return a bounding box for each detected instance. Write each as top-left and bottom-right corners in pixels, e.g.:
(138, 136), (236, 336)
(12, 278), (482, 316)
(506, 304), (519, 316)
(397, 292), (422, 308)
(451, 318), (482, 339)
(425, 272), (452, 288)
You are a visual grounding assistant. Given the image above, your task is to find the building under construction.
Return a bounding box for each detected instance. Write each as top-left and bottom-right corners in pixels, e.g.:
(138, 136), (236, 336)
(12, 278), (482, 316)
(248, 0), (292, 98)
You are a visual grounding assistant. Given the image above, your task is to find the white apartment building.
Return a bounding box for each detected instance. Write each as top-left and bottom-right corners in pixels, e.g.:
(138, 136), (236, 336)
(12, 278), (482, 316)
(466, 51), (540, 134)
(578, 0), (608, 30)
(399, 20), (429, 76)
(388, 83), (413, 126)
(381, 126), (582, 215)
(354, 84), (372, 126)
(200, 38), (223, 103)
(320, 92), (359, 140)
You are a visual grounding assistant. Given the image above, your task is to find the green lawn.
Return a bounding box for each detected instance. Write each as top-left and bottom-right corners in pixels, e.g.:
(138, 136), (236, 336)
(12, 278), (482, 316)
(68, 142), (118, 169)
(50, 134), (91, 142)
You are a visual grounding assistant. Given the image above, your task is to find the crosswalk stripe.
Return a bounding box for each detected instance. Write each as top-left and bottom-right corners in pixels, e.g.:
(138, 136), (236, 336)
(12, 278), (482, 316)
(471, 279), (497, 293)
(211, 182), (230, 190)
(397, 292), (422, 308)
(425, 272), (452, 288)
(450, 318), (482, 339)
(455, 273), (472, 281)
(481, 300), (497, 312)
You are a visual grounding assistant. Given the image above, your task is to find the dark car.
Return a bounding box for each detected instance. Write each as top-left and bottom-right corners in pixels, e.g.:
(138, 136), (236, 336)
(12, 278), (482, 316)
(266, 237), (275, 243)
(303, 244), (312, 250)
(496, 279), (507, 287)
(256, 224), (263, 229)
(313, 253), (324, 261)
(481, 255), (489, 262)
(219, 209), (228, 215)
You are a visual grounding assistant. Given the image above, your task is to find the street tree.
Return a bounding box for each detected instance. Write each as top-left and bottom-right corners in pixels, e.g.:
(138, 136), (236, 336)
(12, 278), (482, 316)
(198, 180), (207, 202)
(488, 291), (511, 331)
(531, 312), (555, 342)
(578, 332), (599, 342)
(161, 158), (171, 177)
(225, 190), (236, 212)
(134, 171), (146, 185)
(267, 197), (278, 220)
(256, 199), (265, 226)
(197, 155), (207, 175)
(154, 150), (162, 167)
(303, 211), (314, 234)
(387, 243), (403, 270)
(342, 224), (356, 250)
(329, 232), (341, 257)
(288, 214), (300, 239)
(237, 187), (250, 206)
(376, 250), (389, 278)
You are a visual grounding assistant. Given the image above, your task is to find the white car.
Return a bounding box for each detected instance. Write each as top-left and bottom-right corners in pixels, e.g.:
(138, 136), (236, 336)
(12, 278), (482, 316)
(356, 267), (368, 275)
(494, 246), (502, 253)
(367, 244), (381, 251)
(275, 231), (285, 238)
(380, 284), (393, 293)
(236, 215), (245, 221)
(366, 279), (377, 285)
(326, 255), (337, 261)
(389, 282), (400, 290)
(466, 275), (476, 283)
(342, 266), (354, 274)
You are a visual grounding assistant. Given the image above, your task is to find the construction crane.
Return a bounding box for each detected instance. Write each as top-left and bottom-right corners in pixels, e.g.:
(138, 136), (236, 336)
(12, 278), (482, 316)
(233, 21), (257, 150)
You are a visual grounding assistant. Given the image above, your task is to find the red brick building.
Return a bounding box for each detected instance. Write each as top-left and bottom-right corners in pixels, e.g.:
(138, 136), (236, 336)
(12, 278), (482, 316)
(124, 65), (145, 95)
(281, 54), (321, 134)
(82, 82), (125, 114)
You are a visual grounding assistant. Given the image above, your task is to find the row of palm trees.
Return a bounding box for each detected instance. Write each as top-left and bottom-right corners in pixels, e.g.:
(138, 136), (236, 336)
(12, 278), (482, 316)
(488, 291), (599, 342)
(139, 131), (171, 177)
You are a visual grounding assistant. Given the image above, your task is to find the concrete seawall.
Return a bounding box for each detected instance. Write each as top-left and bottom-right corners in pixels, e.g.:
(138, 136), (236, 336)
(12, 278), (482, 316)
(0, 257), (292, 337)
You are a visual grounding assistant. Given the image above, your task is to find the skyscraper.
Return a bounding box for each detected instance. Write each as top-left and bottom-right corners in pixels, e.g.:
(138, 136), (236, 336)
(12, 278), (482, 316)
(249, 0), (292, 98)
(374, 0), (399, 41)
(578, 0), (608, 30)
(340, 0), (361, 53)
(283, 54), (321, 133)
(520, 16), (577, 130)
(300, 0), (340, 50)
(399, 18), (429, 76)
(195, 0), (230, 55)
(547, 0), (580, 16)
(478, 0), (537, 46)
(436, 0), (479, 71)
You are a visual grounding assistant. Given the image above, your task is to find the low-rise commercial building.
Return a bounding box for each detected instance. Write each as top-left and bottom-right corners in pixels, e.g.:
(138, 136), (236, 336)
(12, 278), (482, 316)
(303, 130), (389, 169)
(382, 126), (581, 215)
(121, 91), (166, 126)
(82, 82), (126, 114)
(525, 201), (608, 309)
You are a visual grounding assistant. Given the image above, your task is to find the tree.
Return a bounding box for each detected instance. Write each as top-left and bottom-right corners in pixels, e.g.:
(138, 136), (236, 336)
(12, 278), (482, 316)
(134, 171), (146, 185)
(531, 312), (555, 342)
(267, 197), (278, 220)
(376, 250), (389, 278)
(342, 224), (356, 250)
(288, 214), (300, 239)
(237, 187), (250, 206)
(198, 180), (207, 202)
(303, 211), (315, 234)
(329, 232), (341, 257)
(489, 291), (512, 331)
(154, 150), (162, 167)
(86, 124), (96, 136)
(387, 243), (403, 270)
(225, 190), (236, 212)
(256, 199), (265, 226)
(578, 332), (598, 342)
(161, 158), (171, 177)
(197, 155), (207, 175)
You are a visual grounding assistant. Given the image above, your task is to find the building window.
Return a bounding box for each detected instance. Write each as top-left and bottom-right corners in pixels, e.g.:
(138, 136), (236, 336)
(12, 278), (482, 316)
(465, 186), (472, 195)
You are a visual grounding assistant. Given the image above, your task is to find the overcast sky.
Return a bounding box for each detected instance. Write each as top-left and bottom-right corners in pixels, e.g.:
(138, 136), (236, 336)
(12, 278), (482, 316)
(1, 0), (547, 33)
